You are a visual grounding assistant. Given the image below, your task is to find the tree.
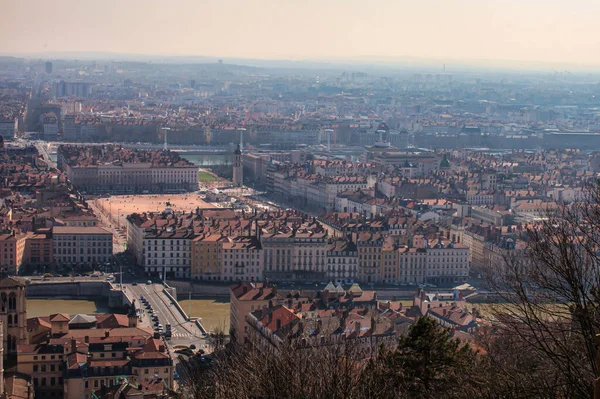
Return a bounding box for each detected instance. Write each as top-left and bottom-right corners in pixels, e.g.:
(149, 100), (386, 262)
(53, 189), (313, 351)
(485, 181), (600, 398)
(359, 317), (485, 399)
(178, 317), (487, 399)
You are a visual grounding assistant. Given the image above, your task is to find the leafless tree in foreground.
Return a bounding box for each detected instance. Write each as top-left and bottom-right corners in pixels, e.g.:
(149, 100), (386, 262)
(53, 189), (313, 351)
(178, 317), (488, 399)
(485, 180), (600, 398)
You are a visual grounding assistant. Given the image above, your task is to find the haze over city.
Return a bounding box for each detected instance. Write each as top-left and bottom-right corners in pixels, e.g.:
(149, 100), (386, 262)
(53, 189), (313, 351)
(1, 1), (600, 398)
(3, 0), (600, 69)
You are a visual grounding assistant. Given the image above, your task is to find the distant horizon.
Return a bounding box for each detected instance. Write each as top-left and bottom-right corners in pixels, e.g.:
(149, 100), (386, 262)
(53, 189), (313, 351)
(3, 50), (600, 74)
(3, 0), (600, 74)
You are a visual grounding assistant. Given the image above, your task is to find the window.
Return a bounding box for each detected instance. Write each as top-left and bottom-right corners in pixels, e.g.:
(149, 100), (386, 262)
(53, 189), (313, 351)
(33, 365), (38, 372)
(85, 381), (89, 389)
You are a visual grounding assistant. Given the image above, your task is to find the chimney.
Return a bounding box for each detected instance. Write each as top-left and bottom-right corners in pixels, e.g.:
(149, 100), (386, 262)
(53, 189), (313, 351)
(104, 330), (110, 338)
(70, 339), (77, 354)
(354, 320), (361, 335)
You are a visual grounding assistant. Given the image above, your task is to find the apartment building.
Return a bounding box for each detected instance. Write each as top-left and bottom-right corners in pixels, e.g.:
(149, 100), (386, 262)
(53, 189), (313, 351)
(57, 146), (198, 194)
(325, 240), (358, 283)
(357, 233), (383, 284)
(144, 229), (193, 280)
(0, 117), (17, 140)
(262, 226), (328, 282)
(313, 160), (373, 177)
(380, 239), (399, 283)
(17, 343), (64, 398)
(18, 327), (173, 399)
(52, 226), (113, 267)
(0, 232), (26, 275)
(229, 282), (279, 344)
(191, 233), (226, 281)
(221, 237), (263, 282)
(425, 239), (470, 284)
(245, 287), (394, 359)
(22, 231), (53, 266)
(396, 247), (428, 285)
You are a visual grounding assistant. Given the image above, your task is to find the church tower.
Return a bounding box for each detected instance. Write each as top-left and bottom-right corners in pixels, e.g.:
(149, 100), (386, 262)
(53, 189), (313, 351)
(0, 277), (27, 357)
(233, 144), (243, 187)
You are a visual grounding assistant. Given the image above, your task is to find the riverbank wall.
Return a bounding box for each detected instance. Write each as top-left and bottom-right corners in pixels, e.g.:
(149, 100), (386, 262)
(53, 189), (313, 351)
(166, 280), (425, 301)
(26, 281), (134, 309)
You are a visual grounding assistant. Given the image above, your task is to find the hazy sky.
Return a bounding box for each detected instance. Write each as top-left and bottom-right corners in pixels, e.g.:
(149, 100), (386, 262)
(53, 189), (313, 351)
(2, 0), (600, 66)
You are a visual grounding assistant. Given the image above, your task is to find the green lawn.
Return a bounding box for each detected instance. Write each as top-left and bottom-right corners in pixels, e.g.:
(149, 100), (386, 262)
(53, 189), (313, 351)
(198, 171), (218, 182)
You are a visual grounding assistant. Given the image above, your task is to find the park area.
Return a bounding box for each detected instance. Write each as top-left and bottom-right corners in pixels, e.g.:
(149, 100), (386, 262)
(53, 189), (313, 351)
(198, 170), (218, 182)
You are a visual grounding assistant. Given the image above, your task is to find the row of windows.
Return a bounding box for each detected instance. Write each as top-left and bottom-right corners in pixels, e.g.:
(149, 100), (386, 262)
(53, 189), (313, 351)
(147, 252), (188, 258)
(33, 363), (62, 372)
(56, 241), (110, 247)
(33, 376), (63, 387)
(147, 259), (189, 265)
(55, 235), (110, 241)
(55, 248), (110, 254)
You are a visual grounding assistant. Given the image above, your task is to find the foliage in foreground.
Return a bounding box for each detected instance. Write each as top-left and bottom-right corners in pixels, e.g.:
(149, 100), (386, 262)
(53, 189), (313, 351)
(178, 317), (489, 399)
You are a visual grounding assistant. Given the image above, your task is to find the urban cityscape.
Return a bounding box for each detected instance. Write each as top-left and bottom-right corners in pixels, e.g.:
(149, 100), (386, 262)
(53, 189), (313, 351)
(0, 1), (600, 398)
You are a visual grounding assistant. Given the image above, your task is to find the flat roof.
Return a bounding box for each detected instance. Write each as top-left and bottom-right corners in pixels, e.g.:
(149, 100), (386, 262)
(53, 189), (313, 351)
(53, 226), (112, 235)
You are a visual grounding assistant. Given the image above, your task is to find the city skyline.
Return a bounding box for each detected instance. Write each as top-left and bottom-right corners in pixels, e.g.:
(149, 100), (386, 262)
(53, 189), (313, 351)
(3, 0), (600, 69)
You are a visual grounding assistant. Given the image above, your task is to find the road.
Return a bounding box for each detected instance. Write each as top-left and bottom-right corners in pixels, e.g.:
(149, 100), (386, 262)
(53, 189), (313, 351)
(126, 283), (205, 347)
(88, 199), (127, 254)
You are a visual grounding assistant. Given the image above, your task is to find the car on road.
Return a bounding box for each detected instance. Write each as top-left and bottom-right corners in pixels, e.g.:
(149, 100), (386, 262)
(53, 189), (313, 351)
(154, 321), (159, 326)
(132, 282), (137, 286)
(189, 344), (196, 350)
(174, 348), (193, 357)
(146, 280), (152, 285)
